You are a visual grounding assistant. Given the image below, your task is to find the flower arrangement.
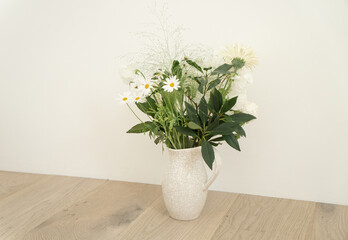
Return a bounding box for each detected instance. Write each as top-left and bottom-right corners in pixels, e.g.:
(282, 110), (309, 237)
(119, 44), (258, 169)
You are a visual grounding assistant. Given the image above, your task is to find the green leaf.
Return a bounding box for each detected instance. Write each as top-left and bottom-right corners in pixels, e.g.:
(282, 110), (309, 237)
(186, 60), (203, 73)
(208, 88), (223, 113)
(136, 102), (155, 118)
(188, 122), (201, 130)
(209, 141), (220, 147)
(223, 115), (233, 122)
(199, 97), (208, 125)
(198, 78), (207, 94)
(135, 69), (145, 78)
(201, 139), (215, 170)
(214, 89), (223, 111)
(223, 134), (240, 151)
(206, 116), (220, 131)
(210, 136), (224, 142)
(154, 136), (162, 144)
(193, 77), (203, 85)
(171, 60), (182, 78)
(174, 126), (197, 137)
(230, 113), (256, 123)
(212, 64), (233, 75)
(146, 97), (157, 110)
(127, 121), (154, 133)
(221, 96), (238, 113)
(203, 67), (212, 71)
(171, 60), (179, 72)
(207, 78), (221, 91)
(185, 102), (201, 126)
(211, 122), (240, 135)
(198, 83), (204, 94)
(234, 125), (246, 137)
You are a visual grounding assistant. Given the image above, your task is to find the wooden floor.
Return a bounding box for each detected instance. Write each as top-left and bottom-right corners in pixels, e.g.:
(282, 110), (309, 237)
(0, 171), (347, 240)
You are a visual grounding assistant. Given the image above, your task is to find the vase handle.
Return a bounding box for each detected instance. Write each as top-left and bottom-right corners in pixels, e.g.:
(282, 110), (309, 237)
(203, 150), (222, 192)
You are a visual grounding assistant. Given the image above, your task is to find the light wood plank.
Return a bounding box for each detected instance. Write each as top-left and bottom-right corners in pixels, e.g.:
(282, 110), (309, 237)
(311, 202), (348, 240)
(0, 175), (105, 240)
(0, 171), (45, 199)
(271, 199), (315, 240)
(24, 181), (162, 240)
(0, 171), (347, 239)
(117, 191), (239, 240)
(212, 194), (316, 240)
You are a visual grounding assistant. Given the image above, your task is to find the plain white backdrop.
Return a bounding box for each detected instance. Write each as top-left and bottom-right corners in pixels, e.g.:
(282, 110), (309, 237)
(0, 0), (347, 205)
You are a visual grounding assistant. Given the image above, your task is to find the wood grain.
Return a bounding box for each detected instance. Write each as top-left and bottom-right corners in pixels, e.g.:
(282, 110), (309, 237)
(0, 171), (44, 200)
(24, 181), (162, 240)
(211, 194), (316, 240)
(0, 171), (347, 239)
(311, 202), (348, 240)
(117, 191), (239, 240)
(0, 174), (105, 240)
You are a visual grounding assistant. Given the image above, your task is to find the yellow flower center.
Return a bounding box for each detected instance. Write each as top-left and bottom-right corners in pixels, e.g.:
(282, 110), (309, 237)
(157, 73), (162, 76)
(145, 84), (149, 89)
(122, 97), (127, 101)
(170, 82), (175, 87)
(135, 97), (140, 100)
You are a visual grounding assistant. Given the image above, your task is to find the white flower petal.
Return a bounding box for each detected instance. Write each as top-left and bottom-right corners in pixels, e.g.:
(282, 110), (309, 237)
(242, 101), (258, 116)
(221, 44), (258, 69)
(119, 91), (133, 104)
(162, 76), (180, 92)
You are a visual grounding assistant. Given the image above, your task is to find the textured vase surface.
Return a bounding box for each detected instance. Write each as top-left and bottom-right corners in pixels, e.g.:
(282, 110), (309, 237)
(162, 146), (221, 220)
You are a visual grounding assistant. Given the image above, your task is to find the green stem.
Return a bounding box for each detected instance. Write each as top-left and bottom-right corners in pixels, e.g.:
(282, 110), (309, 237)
(126, 103), (143, 123)
(163, 126), (176, 149)
(186, 94), (198, 110)
(175, 130), (182, 149)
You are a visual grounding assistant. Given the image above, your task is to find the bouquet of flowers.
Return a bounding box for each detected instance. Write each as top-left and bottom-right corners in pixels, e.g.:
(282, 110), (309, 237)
(119, 44), (258, 169)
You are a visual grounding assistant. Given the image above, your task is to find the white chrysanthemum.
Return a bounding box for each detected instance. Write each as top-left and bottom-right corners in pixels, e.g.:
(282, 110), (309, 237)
(235, 68), (254, 84)
(242, 101), (258, 116)
(231, 79), (248, 95)
(232, 93), (248, 111)
(221, 44), (258, 69)
(226, 68), (254, 100)
(119, 64), (136, 84)
(119, 91), (133, 104)
(230, 72), (253, 94)
(163, 76), (180, 92)
(230, 94), (258, 117)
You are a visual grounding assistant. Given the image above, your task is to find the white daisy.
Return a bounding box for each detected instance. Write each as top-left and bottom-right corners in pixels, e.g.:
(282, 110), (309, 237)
(119, 91), (133, 104)
(132, 93), (146, 103)
(221, 44), (258, 69)
(138, 77), (154, 96)
(155, 71), (164, 80)
(162, 76), (180, 92)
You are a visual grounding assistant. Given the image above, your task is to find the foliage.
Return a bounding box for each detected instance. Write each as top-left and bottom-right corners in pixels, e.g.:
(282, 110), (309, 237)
(122, 55), (257, 169)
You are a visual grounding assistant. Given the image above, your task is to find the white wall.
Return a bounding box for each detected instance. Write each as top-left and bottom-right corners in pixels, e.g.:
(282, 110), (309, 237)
(1, 0), (348, 205)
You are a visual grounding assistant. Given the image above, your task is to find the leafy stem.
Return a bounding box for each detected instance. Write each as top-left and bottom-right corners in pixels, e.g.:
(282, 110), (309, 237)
(186, 94), (198, 110)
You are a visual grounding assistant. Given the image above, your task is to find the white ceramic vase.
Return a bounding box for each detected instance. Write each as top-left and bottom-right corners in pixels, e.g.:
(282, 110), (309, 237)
(162, 146), (221, 220)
